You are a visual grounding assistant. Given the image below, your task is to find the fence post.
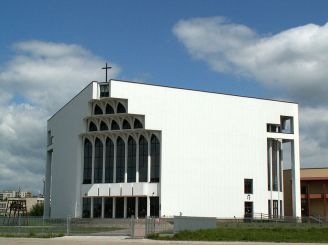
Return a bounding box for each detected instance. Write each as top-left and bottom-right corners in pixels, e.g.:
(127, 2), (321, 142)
(66, 216), (71, 236)
(130, 215), (135, 238)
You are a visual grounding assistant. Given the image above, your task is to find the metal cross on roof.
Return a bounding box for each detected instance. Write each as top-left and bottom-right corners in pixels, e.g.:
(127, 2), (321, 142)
(102, 62), (112, 82)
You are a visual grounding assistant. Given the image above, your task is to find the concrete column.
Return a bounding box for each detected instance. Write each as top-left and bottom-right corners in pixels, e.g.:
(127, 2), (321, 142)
(277, 141), (281, 216)
(291, 140), (301, 218)
(125, 139), (128, 183)
(124, 197), (127, 218)
(113, 197), (116, 218)
(135, 197), (139, 218)
(268, 140), (273, 216)
(147, 196), (150, 217)
(101, 197), (104, 218)
(147, 139), (151, 182)
(44, 150), (52, 218)
(102, 139), (106, 183)
(136, 138), (139, 183)
(90, 197), (94, 218)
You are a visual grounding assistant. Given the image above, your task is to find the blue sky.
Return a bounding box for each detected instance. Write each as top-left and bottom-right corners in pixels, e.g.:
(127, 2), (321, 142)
(1, 0), (328, 193)
(1, 0), (327, 97)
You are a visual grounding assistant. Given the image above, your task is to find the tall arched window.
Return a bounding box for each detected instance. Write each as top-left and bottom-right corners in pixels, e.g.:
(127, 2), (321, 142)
(100, 121), (108, 131)
(105, 138), (114, 183)
(106, 104), (114, 114)
(127, 136), (136, 182)
(117, 103), (126, 113)
(116, 137), (125, 183)
(139, 136), (148, 182)
(83, 139), (92, 184)
(111, 120), (120, 130)
(134, 119), (143, 129)
(94, 138), (103, 183)
(123, 120), (131, 130)
(94, 105), (103, 115)
(89, 122), (97, 131)
(150, 135), (160, 183)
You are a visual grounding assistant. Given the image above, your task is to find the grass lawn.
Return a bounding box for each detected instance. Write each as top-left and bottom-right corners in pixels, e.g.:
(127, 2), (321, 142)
(149, 226), (328, 243)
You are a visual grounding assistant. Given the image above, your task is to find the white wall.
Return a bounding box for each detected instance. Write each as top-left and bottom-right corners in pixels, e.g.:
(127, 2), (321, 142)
(47, 82), (96, 218)
(110, 80), (300, 218)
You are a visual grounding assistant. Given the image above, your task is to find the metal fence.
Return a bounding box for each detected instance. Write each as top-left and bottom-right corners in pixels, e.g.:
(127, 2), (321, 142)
(0, 215), (327, 238)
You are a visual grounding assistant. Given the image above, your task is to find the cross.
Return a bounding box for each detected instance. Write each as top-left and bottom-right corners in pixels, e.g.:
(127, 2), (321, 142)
(102, 62), (112, 82)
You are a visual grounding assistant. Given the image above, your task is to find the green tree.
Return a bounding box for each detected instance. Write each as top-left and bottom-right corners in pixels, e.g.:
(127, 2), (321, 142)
(29, 202), (44, 216)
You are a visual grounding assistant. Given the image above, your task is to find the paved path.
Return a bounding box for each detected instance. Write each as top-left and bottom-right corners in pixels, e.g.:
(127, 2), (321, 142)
(1, 236), (328, 245)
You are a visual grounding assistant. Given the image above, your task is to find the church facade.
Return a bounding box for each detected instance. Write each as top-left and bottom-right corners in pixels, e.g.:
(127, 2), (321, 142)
(44, 79), (301, 219)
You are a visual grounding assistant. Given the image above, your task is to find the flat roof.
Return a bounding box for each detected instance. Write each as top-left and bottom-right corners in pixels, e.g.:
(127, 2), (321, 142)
(49, 78), (298, 121)
(111, 79), (297, 104)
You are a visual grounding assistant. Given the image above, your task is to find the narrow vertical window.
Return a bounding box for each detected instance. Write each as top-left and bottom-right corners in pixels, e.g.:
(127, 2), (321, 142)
(82, 198), (91, 218)
(150, 135), (160, 183)
(138, 197), (147, 218)
(117, 103), (126, 113)
(93, 197), (102, 218)
(268, 200), (272, 218)
(139, 136), (148, 182)
(127, 197), (136, 218)
(116, 137), (125, 183)
(150, 197), (159, 217)
(115, 197), (124, 218)
(104, 198), (113, 218)
(267, 139), (271, 191)
(105, 138), (114, 183)
(83, 139), (92, 184)
(244, 179), (253, 194)
(105, 104), (114, 114)
(94, 138), (103, 183)
(273, 200), (278, 218)
(127, 136), (136, 182)
(272, 140), (278, 191)
(94, 105), (103, 115)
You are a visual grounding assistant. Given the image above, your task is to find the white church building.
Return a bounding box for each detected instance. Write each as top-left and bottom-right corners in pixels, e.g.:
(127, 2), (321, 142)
(44, 79), (301, 219)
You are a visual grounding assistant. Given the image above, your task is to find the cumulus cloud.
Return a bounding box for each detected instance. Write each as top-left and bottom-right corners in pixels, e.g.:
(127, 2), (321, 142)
(173, 17), (328, 105)
(173, 17), (328, 167)
(0, 40), (120, 193)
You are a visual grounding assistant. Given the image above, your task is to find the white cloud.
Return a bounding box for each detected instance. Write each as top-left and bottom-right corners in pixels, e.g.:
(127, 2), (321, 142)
(0, 40), (120, 193)
(173, 17), (328, 105)
(173, 17), (328, 168)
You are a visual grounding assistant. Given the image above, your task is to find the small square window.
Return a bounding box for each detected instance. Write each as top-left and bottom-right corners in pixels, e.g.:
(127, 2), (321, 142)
(244, 179), (253, 194)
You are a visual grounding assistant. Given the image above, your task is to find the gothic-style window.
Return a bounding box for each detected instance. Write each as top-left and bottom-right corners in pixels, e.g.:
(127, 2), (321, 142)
(106, 104), (114, 114)
(117, 103), (126, 113)
(89, 122), (97, 131)
(100, 121), (108, 131)
(105, 137), (114, 183)
(111, 120), (120, 130)
(127, 136), (136, 182)
(94, 138), (103, 183)
(134, 119), (143, 129)
(94, 105), (103, 115)
(82, 198), (91, 218)
(93, 197), (102, 218)
(116, 137), (125, 183)
(123, 120), (131, 130)
(150, 135), (160, 183)
(139, 136), (148, 182)
(83, 139), (92, 184)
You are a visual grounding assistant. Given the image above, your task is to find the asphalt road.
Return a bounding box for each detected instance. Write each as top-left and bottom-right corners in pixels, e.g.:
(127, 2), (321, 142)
(1, 237), (328, 245)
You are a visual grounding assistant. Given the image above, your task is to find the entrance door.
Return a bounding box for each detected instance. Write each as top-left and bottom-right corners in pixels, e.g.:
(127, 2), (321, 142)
(244, 201), (253, 219)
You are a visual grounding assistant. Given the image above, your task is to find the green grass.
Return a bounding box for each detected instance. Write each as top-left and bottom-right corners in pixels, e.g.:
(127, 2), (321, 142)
(149, 226), (328, 243)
